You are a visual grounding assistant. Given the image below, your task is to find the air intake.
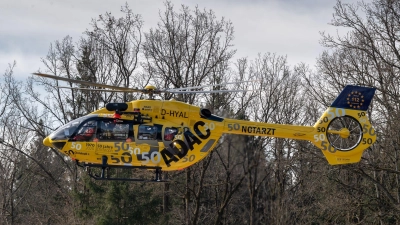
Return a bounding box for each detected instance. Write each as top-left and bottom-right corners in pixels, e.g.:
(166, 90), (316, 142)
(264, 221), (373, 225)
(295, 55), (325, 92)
(106, 103), (128, 111)
(200, 108), (212, 118)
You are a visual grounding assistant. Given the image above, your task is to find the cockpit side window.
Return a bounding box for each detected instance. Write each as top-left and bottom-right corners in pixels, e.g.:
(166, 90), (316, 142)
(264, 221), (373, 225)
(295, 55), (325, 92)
(73, 120), (97, 141)
(48, 115), (99, 141)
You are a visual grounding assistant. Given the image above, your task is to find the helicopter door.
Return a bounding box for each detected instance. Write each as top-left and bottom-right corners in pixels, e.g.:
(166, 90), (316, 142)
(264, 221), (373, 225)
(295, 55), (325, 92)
(135, 124), (163, 161)
(68, 119), (98, 160)
(95, 119), (133, 155)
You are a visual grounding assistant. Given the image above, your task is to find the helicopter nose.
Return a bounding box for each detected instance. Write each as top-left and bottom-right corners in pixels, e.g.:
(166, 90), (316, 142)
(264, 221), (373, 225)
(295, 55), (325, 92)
(43, 136), (52, 147)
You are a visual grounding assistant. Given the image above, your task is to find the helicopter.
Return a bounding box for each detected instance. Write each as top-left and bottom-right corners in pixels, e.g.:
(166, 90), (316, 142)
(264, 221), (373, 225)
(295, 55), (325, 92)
(34, 73), (377, 182)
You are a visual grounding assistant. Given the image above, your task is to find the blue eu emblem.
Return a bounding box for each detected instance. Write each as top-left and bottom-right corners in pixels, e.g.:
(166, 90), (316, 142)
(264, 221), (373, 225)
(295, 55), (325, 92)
(347, 91), (364, 109)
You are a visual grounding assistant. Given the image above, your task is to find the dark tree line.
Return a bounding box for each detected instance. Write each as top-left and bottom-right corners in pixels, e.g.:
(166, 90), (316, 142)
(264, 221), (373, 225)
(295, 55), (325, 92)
(1, 0), (399, 224)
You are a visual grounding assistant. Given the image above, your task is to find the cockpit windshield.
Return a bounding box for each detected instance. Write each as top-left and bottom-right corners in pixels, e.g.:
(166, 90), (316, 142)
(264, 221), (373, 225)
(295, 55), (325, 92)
(49, 115), (98, 140)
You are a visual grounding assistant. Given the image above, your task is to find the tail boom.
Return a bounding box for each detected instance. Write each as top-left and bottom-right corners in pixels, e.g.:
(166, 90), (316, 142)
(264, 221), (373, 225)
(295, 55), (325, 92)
(221, 85), (376, 165)
(223, 119), (316, 141)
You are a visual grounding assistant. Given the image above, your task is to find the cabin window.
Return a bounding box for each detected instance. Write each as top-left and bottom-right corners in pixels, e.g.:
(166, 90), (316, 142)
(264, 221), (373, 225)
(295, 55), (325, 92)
(138, 124), (163, 141)
(113, 123), (130, 140)
(99, 120), (115, 140)
(164, 127), (178, 141)
(138, 125), (158, 140)
(98, 120), (133, 141)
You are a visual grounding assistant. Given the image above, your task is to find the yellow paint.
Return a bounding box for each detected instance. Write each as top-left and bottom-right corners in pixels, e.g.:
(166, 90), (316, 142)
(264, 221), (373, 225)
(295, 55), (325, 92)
(44, 91), (376, 171)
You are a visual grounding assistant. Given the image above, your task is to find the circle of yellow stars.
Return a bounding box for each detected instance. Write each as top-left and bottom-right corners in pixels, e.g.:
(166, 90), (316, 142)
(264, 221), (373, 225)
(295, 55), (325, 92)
(347, 91), (365, 109)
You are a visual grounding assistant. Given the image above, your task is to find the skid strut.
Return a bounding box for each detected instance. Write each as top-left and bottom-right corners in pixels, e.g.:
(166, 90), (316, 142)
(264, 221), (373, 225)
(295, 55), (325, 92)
(76, 157), (168, 182)
(155, 168), (162, 181)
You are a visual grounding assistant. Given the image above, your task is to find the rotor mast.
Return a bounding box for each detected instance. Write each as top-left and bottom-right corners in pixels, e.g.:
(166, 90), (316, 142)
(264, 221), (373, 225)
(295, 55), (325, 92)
(144, 85), (158, 99)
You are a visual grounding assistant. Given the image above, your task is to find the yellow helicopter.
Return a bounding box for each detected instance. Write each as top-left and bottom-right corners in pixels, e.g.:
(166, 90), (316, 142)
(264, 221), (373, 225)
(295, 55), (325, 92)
(35, 73), (377, 182)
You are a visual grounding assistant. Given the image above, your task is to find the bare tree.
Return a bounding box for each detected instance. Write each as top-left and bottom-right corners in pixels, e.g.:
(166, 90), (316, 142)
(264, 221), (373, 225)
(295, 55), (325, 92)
(0, 63), (77, 224)
(3, 4), (147, 224)
(142, 1), (236, 103)
(86, 3), (144, 102)
(314, 0), (400, 223)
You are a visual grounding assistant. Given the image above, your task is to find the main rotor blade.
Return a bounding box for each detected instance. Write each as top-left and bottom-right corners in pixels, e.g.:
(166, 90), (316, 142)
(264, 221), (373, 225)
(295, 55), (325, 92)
(34, 73), (257, 95)
(52, 86), (137, 92)
(167, 89), (252, 94)
(167, 80), (259, 91)
(54, 86), (254, 94)
(33, 73), (136, 92)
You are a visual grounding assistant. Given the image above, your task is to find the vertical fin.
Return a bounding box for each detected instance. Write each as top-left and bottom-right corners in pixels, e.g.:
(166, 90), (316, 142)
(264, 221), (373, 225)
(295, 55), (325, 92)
(312, 85), (376, 165)
(330, 85), (376, 110)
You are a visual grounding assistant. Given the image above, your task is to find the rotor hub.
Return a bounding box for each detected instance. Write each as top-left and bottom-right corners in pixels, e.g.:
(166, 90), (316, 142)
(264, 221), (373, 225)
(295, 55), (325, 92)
(145, 85), (157, 91)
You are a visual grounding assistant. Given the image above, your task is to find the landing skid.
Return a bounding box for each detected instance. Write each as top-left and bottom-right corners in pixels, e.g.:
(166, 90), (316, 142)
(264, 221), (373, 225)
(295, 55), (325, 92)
(76, 156), (168, 182)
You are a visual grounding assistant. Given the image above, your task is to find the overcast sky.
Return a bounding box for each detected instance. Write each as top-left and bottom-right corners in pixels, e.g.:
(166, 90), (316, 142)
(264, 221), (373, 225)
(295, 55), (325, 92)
(1, 0), (363, 80)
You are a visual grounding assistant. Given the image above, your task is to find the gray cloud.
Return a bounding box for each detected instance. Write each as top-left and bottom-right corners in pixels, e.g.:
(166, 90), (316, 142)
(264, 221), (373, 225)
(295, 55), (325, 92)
(0, 0), (363, 78)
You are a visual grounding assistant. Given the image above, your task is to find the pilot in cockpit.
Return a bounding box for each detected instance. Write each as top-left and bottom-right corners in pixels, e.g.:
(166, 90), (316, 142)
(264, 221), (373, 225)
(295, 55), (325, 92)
(74, 120), (96, 141)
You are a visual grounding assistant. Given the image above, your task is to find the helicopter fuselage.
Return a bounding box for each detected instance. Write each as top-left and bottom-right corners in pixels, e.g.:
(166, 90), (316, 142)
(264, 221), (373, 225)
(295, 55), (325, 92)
(44, 85), (377, 171)
(45, 99), (225, 171)
(44, 99), (317, 171)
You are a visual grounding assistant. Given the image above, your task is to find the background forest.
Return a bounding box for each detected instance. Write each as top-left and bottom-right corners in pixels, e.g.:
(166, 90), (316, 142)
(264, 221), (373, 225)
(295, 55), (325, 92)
(1, 0), (400, 224)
